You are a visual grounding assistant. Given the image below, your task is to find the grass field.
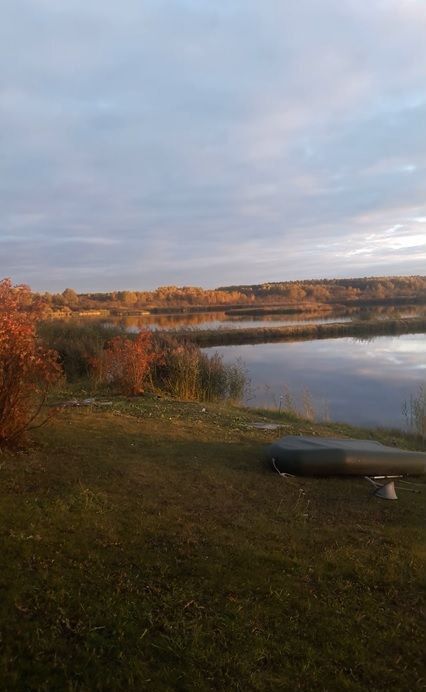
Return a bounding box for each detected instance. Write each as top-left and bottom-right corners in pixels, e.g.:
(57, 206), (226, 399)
(0, 395), (425, 690)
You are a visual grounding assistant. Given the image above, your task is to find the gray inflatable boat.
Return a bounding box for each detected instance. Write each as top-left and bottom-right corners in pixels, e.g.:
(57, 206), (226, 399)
(266, 436), (426, 477)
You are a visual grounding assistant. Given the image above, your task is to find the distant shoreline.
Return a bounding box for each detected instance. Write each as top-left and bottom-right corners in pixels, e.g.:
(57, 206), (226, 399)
(44, 295), (426, 319)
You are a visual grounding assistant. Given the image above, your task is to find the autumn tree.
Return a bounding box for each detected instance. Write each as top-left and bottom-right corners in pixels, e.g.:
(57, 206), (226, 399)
(285, 284), (307, 302)
(62, 288), (79, 307)
(118, 291), (138, 306)
(0, 278), (62, 449)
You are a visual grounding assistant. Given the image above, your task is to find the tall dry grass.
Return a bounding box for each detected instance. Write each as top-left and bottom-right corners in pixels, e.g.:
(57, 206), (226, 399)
(149, 333), (247, 402)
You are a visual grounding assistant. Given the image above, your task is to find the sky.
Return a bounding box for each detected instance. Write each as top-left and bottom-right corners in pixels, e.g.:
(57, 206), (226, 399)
(1, 0), (426, 292)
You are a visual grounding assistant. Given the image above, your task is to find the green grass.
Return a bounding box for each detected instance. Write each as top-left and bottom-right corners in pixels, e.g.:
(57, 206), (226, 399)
(0, 396), (425, 690)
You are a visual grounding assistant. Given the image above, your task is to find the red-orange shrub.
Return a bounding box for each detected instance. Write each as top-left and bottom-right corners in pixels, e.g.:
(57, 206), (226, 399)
(0, 278), (62, 449)
(94, 331), (158, 395)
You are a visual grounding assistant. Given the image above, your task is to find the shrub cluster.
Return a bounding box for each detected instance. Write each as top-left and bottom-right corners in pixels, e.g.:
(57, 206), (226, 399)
(93, 331), (160, 396)
(1, 283), (245, 449)
(0, 279), (62, 449)
(38, 320), (247, 403)
(37, 320), (124, 380)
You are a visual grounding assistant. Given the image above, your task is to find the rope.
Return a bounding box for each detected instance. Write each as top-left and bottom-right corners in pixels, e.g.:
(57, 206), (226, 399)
(271, 458), (295, 479)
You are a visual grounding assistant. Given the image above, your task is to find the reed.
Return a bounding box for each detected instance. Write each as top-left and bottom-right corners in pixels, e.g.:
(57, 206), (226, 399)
(38, 320), (125, 380)
(225, 304), (329, 316)
(149, 333), (247, 402)
(172, 316), (426, 347)
(402, 384), (426, 440)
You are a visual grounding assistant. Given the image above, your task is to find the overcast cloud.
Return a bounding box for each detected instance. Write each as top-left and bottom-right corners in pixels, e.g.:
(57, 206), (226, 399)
(1, 0), (425, 291)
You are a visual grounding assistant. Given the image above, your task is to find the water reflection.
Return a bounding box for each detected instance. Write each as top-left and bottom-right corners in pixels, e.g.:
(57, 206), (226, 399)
(204, 334), (426, 429)
(98, 304), (425, 332)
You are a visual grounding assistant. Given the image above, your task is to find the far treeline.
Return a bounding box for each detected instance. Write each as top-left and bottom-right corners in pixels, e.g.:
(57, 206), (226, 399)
(38, 275), (426, 313)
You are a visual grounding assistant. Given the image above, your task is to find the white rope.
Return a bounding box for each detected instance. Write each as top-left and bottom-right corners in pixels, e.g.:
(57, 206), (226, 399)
(271, 458), (295, 478)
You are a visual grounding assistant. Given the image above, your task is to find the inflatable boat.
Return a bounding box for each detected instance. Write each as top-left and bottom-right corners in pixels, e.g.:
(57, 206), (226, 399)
(266, 436), (426, 477)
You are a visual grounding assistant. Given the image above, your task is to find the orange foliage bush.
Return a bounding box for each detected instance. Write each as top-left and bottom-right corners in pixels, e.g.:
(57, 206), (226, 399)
(0, 278), (62, 449)
(94, 330), (158, 395)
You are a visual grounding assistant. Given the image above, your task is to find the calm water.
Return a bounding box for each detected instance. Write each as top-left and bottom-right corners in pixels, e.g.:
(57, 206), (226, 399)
(101, 304), (425, 332)
(204, 334), (426, 429)
(101, 311), (350, 331)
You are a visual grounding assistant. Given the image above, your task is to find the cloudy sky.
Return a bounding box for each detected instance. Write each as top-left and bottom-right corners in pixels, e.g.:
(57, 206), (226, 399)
(1, 0), (426, 292)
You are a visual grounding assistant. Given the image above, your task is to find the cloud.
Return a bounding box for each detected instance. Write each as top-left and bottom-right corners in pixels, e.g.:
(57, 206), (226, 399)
(0, 0), (425, 290)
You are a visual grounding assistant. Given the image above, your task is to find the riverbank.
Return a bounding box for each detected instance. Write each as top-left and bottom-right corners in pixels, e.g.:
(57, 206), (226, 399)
(172, 316), (426, 346)
(0, 395), (424, 689)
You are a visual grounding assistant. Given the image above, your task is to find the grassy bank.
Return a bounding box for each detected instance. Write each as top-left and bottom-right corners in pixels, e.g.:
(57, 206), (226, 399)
(0, 395), (425, 690)
(173, 316), (426, 347)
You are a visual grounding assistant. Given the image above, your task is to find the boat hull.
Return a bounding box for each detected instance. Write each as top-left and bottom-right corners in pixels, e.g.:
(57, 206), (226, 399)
(266, 436), (426, 477)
